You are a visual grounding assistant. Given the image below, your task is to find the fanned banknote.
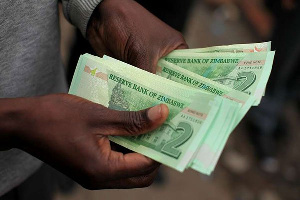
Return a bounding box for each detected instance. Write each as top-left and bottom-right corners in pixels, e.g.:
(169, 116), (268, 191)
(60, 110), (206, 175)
(69, 41), (274, 175)
(103, 55), (254, 127)
(69, 54), (241, 172)
(174, 41), (271, 98)
(160, 51), (275, 104)
(100, 55), (258, 173)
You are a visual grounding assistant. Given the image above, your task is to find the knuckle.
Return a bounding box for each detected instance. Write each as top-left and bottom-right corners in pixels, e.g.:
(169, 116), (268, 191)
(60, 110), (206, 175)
(130, 38), (144, 55)
(123, 111), (148, 135)
(125, 35), (148, 68)
(127, 34), (145, 56)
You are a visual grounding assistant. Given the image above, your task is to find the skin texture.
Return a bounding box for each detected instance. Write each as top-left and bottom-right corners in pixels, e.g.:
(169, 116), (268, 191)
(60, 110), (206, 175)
(1, 0), (187, 190)
(87, 0), (188, 73)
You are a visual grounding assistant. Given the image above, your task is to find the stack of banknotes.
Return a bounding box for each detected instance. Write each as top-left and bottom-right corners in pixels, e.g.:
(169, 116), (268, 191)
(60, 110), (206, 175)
(69, 42), (275, 175)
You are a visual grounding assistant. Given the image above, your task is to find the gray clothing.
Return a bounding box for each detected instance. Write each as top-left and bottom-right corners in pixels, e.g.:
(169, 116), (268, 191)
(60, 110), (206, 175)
(0, 0), (101, 196)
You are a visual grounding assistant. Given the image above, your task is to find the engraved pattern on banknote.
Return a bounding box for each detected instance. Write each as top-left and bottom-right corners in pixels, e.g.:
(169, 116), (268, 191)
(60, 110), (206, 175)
(108, 83), (130, 111)
(212, 71), (256, 94)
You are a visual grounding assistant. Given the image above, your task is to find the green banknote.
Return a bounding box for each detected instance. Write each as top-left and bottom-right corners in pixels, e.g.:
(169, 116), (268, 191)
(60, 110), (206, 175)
(161, 51), (275, 104)
(190, 99), (240, 174)
(100, 55), (256, 174)
(102, 56), (251, 111)
(157, 60), (250, 105)
(69, 54), (240, 172)
(103, 56), (256, 123)
(189, 94), (256, 174)
(174, 41), (271, 53)
(69, 44), (273, 175)
(176, 41), (271, 98)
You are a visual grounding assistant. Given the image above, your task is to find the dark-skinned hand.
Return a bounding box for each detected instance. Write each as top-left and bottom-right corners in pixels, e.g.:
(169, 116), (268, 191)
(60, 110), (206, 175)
(87, 0), (188, 73)
(1, 0), (187, 190)
(0, 94), (168, 189)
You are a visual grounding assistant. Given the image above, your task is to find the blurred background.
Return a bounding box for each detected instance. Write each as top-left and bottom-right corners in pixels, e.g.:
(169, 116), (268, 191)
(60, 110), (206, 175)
(55, 0), (300, 199)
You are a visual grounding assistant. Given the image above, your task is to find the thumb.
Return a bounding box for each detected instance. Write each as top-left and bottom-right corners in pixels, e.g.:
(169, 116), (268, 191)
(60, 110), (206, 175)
(108, 104), (169, 136)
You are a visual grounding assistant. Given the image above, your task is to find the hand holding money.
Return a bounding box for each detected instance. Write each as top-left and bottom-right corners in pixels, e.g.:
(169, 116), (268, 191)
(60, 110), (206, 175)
(69, 42), (275, 175)
(0, 94), (170, 189)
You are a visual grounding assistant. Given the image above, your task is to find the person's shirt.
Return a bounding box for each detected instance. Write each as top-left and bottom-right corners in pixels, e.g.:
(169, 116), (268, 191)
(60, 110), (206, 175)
(0, 0), (101, 196)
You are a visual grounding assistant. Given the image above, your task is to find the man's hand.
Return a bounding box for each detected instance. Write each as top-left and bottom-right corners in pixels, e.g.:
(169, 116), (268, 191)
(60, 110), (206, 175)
(87, 0), (188, 73)
(0, 94), (168, 189)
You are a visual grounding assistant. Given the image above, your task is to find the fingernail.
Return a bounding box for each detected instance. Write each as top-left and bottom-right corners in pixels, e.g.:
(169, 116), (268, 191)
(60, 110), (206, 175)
(148, 105), (162, 122)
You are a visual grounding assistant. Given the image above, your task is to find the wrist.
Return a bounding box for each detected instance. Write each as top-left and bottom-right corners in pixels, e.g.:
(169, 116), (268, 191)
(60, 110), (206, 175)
(0, 97), (38, 150)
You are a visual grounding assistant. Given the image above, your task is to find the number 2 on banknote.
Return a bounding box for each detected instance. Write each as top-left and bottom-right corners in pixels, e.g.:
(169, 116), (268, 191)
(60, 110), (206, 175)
(161, 122), (193, 159)
(234, 71), (256, 92)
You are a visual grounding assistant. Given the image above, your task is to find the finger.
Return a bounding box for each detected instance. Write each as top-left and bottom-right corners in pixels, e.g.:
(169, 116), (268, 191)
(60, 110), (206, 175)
(100, 167), (159, 189)
(106, 150), (160, 180)
(175, 42), (189, 50)
(107, 104), (169, 136)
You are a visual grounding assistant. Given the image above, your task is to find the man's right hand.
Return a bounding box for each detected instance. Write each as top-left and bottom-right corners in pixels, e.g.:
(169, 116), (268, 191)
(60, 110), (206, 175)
(0, 94), (168, 189)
